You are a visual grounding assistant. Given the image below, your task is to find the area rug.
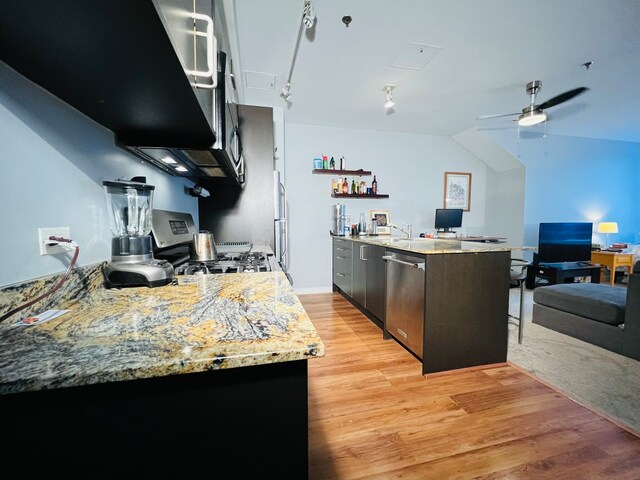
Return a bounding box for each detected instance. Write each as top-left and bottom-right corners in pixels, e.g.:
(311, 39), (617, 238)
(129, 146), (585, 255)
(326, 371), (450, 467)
(507, 287), (640, 434)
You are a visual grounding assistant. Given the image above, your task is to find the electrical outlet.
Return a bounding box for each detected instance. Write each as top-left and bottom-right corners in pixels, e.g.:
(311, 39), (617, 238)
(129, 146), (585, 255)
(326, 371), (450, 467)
(38, 227), (71, 255)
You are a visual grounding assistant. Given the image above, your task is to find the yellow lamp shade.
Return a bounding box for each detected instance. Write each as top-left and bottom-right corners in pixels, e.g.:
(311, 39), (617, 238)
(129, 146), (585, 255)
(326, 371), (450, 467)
(597, 222), (618, 234)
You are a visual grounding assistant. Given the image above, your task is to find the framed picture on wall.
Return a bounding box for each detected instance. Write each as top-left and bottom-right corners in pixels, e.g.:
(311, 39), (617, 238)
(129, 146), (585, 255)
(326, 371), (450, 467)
(444, 172), (472, 211)
(370, 210), (391, 235)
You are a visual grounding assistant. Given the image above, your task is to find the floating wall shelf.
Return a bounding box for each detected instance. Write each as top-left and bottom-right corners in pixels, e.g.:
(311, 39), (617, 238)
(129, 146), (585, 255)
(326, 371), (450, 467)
(331, 193), (389, 199)
(312, 169), (371, 176)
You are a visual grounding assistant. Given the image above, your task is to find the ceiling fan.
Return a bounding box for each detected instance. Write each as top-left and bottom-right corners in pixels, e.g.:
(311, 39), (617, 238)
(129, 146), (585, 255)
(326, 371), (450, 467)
(477, 80), (589, 127)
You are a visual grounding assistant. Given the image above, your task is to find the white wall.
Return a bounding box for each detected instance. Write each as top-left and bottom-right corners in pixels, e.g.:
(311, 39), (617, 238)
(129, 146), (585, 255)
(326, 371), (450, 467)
(485, 166), (526, 252)
(285, 123), (496, 293)
(486, 130), (640, 247)
(0, 62), (198, 287)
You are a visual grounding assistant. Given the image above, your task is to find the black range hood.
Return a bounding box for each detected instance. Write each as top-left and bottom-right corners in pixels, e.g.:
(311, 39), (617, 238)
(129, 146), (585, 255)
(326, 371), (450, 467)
(0, 0), (241, 187)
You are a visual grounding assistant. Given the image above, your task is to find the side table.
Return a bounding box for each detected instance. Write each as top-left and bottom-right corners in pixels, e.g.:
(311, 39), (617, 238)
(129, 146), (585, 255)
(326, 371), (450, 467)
(526, 263), (601, 290)
(591, 251), (635, 286)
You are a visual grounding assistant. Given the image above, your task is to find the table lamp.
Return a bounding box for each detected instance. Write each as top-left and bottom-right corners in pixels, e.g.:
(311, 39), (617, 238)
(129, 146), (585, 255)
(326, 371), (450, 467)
(597, 222), (618, 247)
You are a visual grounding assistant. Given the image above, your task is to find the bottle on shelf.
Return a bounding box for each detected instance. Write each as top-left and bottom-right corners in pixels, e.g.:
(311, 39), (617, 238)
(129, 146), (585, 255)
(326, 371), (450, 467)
(341, 177), (348, 194)
(322, 155), (328, 169)
(340, 156), (346, 170)
(332, 178), (338, 194)
(351, 178), (357, 194)
(371, 175), (378, 194)
(359, 179), (366, 194)
(329, 156), (335, 169)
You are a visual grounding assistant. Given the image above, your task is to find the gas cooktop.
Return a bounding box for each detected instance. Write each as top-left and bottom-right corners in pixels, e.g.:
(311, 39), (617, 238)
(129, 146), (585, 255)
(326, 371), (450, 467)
(175, 252), (272, 275)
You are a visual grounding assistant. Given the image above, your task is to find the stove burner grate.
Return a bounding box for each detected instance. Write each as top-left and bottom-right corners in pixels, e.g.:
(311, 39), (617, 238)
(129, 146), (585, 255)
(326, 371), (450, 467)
(176, 252), (271, 275)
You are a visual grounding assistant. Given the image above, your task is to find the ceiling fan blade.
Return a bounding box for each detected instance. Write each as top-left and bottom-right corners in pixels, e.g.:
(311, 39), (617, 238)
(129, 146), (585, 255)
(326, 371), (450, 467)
(537, 87), (589, 110)
(476, 112), (519, 120)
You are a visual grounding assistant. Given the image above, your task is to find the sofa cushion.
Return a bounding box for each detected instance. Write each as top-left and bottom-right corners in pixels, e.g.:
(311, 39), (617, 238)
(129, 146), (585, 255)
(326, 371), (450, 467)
(533, 283), (626, 326)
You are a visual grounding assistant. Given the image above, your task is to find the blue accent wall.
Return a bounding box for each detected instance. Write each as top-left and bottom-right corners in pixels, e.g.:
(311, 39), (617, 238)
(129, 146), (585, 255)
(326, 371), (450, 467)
(0, 61), (198, 287)
(486, 130), (640, 249)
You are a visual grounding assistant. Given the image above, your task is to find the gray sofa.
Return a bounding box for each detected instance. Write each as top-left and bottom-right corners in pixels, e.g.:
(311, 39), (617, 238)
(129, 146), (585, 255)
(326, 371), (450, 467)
(532, 268), (640, 361)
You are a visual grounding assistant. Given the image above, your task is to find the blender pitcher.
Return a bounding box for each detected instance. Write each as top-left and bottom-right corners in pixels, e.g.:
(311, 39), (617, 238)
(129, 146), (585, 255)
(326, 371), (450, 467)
(102, 179), (174, 288)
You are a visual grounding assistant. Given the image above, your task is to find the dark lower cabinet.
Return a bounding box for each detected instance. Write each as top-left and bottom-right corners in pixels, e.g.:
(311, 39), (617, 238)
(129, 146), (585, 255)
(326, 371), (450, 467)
(0, 360), (309, 477)
(422, 251), (510, 374)
(364, 244), (386, 320)
(333, 237), (353, 296)
(351, 242), (386, 325)
(332, 238), (511, 375)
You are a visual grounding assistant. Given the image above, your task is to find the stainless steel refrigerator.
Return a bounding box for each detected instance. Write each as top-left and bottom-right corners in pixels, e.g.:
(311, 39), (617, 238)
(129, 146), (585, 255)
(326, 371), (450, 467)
(274, 170), (290, 283)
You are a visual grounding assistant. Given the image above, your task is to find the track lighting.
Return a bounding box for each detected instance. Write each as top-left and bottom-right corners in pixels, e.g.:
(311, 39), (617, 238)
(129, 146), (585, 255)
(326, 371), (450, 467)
(384, 84), (395, 109)
(281, 1), (315, 103)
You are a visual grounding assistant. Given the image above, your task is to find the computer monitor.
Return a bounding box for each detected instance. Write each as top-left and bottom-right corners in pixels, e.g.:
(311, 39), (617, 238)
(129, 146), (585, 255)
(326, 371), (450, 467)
(537, 222), (593, 264)
(434, 208), (463, 233)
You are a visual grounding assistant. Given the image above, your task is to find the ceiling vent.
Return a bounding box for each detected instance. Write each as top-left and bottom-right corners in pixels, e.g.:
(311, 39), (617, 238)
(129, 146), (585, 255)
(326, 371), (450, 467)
(389, 42), (443, 70)
(245, 71), (277, 90)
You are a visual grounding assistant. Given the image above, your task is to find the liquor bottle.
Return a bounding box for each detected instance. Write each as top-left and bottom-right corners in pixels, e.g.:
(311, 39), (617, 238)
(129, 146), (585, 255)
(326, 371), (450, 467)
(351, 178), (357, 194)
(342, 177), (348, 194)
(332, 178), (338, 194)
(322, 155), (328, 169)
(359, 179), (366, 194)
(371, 175), (378, 194)
(329, 156), (335, 169)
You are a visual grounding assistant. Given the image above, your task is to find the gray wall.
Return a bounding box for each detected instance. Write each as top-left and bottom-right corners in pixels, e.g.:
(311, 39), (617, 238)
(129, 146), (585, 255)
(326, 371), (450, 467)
(198, 104), (275, 249)
(284, 123), (495, 293)
(0, 61), (198, 287)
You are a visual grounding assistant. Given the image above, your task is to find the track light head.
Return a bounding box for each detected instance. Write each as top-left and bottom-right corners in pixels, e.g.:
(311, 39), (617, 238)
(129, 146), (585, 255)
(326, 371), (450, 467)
(384, 84), (396, 109)
(281, 83), (292, 101)
(303, 1), (316, 29)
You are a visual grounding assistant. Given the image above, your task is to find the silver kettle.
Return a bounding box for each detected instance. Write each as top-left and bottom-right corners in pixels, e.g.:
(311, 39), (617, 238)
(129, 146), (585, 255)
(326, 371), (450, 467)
(192, 231), (217, 261)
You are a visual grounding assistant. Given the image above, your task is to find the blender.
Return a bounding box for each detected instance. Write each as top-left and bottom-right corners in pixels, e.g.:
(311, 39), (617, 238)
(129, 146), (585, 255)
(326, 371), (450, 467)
(102, 179), (174, 288)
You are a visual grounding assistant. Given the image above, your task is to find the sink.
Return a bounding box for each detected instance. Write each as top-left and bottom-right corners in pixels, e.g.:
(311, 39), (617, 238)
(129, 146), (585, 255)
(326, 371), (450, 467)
(389, 237), (430, 243)
(386, 238), (434, 248)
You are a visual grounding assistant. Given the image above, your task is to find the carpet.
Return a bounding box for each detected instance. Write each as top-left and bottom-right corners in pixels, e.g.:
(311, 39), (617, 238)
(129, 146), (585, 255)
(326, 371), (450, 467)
(507, 287), (640, 434)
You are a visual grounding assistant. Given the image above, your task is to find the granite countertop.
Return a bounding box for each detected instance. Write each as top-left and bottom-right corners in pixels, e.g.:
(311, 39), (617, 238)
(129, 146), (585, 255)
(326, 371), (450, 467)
(0, 271), (325, 395)
(340, 235), (534, 255)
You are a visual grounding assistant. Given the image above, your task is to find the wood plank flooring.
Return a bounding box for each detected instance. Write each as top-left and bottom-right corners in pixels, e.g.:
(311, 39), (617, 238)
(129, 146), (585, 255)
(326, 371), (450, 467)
(301, 292), (640, 480)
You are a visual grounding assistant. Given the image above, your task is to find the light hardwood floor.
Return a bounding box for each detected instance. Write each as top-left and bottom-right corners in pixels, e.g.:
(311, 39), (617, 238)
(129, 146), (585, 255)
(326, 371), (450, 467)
(301, 292), (640, 479)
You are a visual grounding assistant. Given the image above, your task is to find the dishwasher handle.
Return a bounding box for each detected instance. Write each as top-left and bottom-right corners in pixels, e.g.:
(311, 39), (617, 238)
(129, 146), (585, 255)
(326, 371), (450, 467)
(382, 255), (426, 271)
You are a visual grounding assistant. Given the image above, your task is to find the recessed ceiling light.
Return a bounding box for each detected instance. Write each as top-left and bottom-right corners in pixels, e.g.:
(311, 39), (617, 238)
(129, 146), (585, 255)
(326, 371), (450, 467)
(161, 156), (177, 164)
(175, 165), (188, 172)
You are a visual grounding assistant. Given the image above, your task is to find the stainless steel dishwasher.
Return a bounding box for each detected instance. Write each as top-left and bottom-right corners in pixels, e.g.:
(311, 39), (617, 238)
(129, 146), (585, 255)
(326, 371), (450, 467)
(383, 251), (426, 359)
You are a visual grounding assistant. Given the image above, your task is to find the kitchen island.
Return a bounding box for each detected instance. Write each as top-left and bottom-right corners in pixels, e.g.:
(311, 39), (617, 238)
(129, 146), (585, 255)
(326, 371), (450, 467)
(0, 270), (324, 477)
(333, 235), (518, 375)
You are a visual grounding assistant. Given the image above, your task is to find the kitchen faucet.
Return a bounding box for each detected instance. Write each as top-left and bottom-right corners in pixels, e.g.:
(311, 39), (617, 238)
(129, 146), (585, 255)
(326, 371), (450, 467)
(391, 223), (412, 239)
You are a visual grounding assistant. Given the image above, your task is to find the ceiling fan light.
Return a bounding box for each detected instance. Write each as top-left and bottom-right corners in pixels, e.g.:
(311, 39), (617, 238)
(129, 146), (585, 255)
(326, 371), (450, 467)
(518, 110), (547, 126)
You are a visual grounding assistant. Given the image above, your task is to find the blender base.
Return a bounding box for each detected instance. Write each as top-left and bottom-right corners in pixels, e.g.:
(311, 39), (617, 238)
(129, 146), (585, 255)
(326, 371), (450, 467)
(103, 260), (175, 288)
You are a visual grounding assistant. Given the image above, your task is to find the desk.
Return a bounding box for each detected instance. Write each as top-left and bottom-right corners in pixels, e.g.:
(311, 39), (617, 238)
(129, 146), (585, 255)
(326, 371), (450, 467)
(591, 251), (635, 286)
(526, 263), (601, 290)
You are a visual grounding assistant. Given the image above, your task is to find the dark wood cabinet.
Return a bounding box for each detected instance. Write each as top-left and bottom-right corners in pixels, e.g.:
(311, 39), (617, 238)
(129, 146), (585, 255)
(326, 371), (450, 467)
(333, 238), (511, 375)
(422, 251), (510, 374)
(364, 244), (386, 321)
(332, 237), (353, 296)
(352, 243), (385, 322)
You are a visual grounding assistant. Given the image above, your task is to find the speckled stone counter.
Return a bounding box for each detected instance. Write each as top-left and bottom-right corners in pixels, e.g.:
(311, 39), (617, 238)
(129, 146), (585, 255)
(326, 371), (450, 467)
(344, 234), (533, 255)
(0, 270), (324, 395)
(0, 268), (325, 477)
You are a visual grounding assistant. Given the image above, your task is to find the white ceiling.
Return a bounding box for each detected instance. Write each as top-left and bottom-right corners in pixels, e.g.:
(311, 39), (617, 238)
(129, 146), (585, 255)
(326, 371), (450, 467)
(228, 0), (640, 144)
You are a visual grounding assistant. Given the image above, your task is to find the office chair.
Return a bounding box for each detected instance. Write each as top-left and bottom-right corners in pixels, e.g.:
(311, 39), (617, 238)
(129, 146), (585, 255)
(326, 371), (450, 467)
(509, 258), (529, 344)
